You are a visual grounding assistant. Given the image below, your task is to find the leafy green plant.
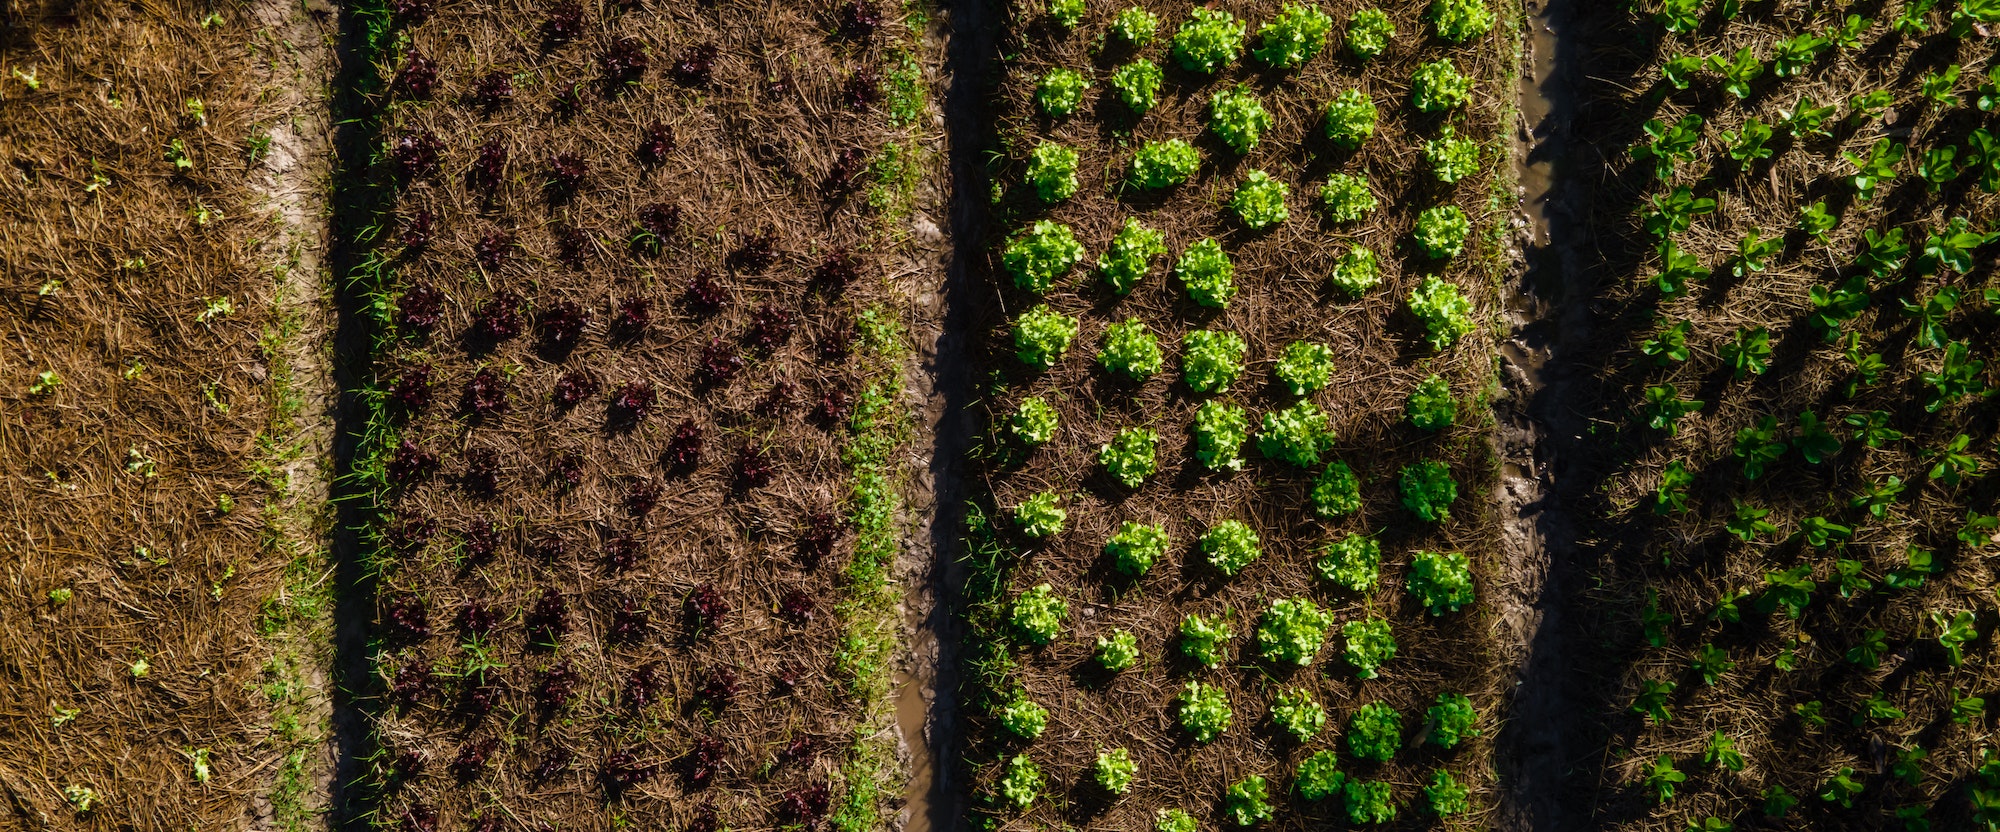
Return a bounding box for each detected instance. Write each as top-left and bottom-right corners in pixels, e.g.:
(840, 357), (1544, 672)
(1343, 617), (1396, 678)
(1643, 186), (1716, 239)
(1631, 678), (1675, 723)
(1646, 755), (1686, 803)
(1099, 318), (1162, 380)
(1094, 748), (1137, 794)
(1845, 138), (1905, 200)
(1423, 125), (1481, 183)
(1654, 0), (1697, 32)
(1035, 68), (1089, 118)
(1409, 275), (1475, 349)
(1411, 59), (1472, 112)
(1633, 114), (1703, 179)
(1180, 612), (1234, 668)
(1328, 245), (1381, 295)
(1172, 7), (1246, 74)
(1640, 383), (1702, 435)
(1258, 401), (1333, 467)
(1314, 533), (1381, 592)
(1771, 32), (1829, 77)
(1849, 89), (1896, 123)
(1691, 642), (1734, 685)
(1400, 460), (1458, 522)
(1407, 550), (1474, 614)
(1112, 6), (1159, 45)
(1182, 329), (1247, 393)
(1011, 583), (1068, 645)
(1927, 432), (1981, 486)
(1129, 138), (1199, 189)
(1097, 219), (1166, 295)
(1203, 520), (1262, 576)
(1177, 680), (1232, 741)
(1274, 342), (1336, 395)
(999, 692), (1049, 738)
(1759, 564), (1815, 618)
(1106, 521), (1169, 576)
(1095, 629), (1140, 671)
(1723, 117), (1773, 165)
(1406, 374), (1455, 431)
(1721, 326), (1771, 377)
(1269, 688), (1327, 740)
(1920, 217), (1997, 274)
(1424, 769), (1469, 817)
(1025, 142), (1080, 202)
(1256, 599), (1333, 666)
(1295, 750), (1346, 800)
(1231, 170), (1289, 229)
(1344, 779), (1395, 824)
(1427, 693), (1478, 748)
(1012, 305), (1079, 369)
(1046, 0), (1083, 28)
(1111, 59), (1164, 114)
(1156, 808), (1198, 832)
(1820, 766), (1864, 807)
(1100, 427), (1159, 487)
(1014, 491), (1066, 538)
(1225, 775), (1274, 826)
(1798, 200), (1838, 241)
(1320, 172), (1377, 221)
(1734, 416), (1785, 479)
(1324, 88), (1378, 150)
(1731, 228), (1783, 277)
(1177, 238), (1237, 307)
(1923, 341), (1988, 411)
(1781, 96), (1836, 137)
(1650, 241), (1706, 295)
(1311, 461), (1363, 519)
(1429, 0), (1493, 41)
(1192, 400), (1251, 471)
(1703, 730), (1745, 771)
(1254, 2), (1333, 68)
(1004, 220), (1086, 293)
(1346, 8), (1394, 60)
(1641, 319), (1691, 363)
(1654, 459), (1692, 514)
(1010, 396), (1058, 446)
(1209, 85), (1272, 154)
(998, 754), (1041, 809)
(1708, 47), (1764, 99)
(1413, 205), (1472, 259)
(1346, 701), (1402, 762)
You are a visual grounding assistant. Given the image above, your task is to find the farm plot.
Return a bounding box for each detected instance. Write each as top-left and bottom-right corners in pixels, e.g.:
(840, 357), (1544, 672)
(352, 0), (936, 829)
(1557, 1), (2000, 829)
(955, 0), (1514, 827)
(0, 0), (332, 828)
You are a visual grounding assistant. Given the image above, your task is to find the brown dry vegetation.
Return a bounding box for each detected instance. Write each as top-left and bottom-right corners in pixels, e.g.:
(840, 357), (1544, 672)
(0, 0), (330, 828)
(956, 0), (1514, 828)
(1555, 1), (2000, 829)
(358, 0), (935, 829)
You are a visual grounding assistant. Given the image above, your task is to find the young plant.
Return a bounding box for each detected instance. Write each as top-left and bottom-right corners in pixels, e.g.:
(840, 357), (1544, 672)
(1225, 775), (1274, 826)
(1129, 138), (1199, 189)
(1413, 206), (1472, 260)
(1274, 341), (1336, 395)
(1010, 583), (1067, 645)
(1771, 32), (1829, 77)
(1723, 117), (1773, 165)
(1320, 172), (1377, 222)
(1344, 779), (1395, 824)
(1013, 491), (1066, 538)
(1295, 750), (1346, 800)
(1707, 47), (1764, 99)
(1099, 318), (1163, 379)
(1209, 85), (1272, 154)
(1269, 688), (1327, 741)
(1407, 374), (1455, 431)
(1176, 680), (1232, 741)
(1045, 0), (1083, 28)
(1157, 809), (1198, 832)
(1400, 460), (1458, 522)
(1202, 520), (1261, 576)
(1004, 220), (1086, 293)
(1179, 612), (1234, 668)
(1328, 246), (1380, 295)
(1105, 521), (1169, 576)
(1231, 171), (1289, 229)
(1798, 200), (1838, 241)
(1639, 383), (1702, 435)
(1257, 401), (1333, 467)
(998, 754), (1041, 809)
(1346, 8), (1394, 61)
(998, 693), (1049, 739)
(1177, 238), (1237, 307)
(1781, 96), (1836, 137)
(1011, 305), (1079, 369)
(1324, 88), (1378, 149)
(1311, 461), (1363, 518)
(1632, 114), (1703, 179)
(1408, 275), (1475, 348)
(1193, 400), (1252, 471)
(1643, 186), (1716, 239)
(1025, 141), (1080, 202)
(1407, 550), (1475, 614)
(1645, 755), (1686, 803)
(1111, 6), (1159, 46)
(1721, 327), (1771, 377)
(1172, 8), (1247, 73)
(1098, 217), (1167, 294)
(1256, 598), (1334, 666)
(1411, 58), (1472, 112)
(1314, 533), (1381, 592)
(1111, 59), (1164, 114)
(1182, 329), (1247, 393)
(1095, 630), (1140, 671)
(1427, 693), (1478, 748)
(1346, 702), (1402, 762)
(1425, 769), (1470, 817)
(1253, 2), (1333, 68)
(1429, 0), (1493, 41)
(1733, 416), (1785, 479)
(1035, 68), (1089, 118)
(1094, 748), (1137, 794)
(1010, 396), (1058, 446)
(1732, 229), (1783, 277)
(1423, 125), (1481, 183)
(1099, 427), (1159, 487)
(1342, 617), (1396, 678)
(1845, 138), (1905, 200)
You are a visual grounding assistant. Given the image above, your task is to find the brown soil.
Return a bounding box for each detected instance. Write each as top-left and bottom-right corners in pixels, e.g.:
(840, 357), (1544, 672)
(0, 0), (335, 827)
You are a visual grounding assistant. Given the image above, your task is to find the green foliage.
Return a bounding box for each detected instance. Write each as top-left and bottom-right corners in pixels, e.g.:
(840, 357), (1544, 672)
(1177, 238), (1237, 307)
(1323, 88), (1378, 150)
(1424, 769), (1469, 816)
(998, 754), (1041, 809)
(1820, 766), (1864, 808)
(1004, 220), (1086, 293)
(1253, 3), (1333, 68)
(1643, 186), (1716, 239)
(1094, 748), (1137, 794)
(1346, 701), (1402, 762)
(1426, 693), (1478, 748)
(1045, 0), (1084, 28)
(1413, 206), (1472, 260)
(1759, 564), (1815, 618)
(1934, 609), (1978, 665)
(1182, 329), (1247, 393)
(1631, 678), (1675, 723)
(1724, 117), (1773, 166)
(1099, 427), (1159, 488)
(1640, 383), (1702, 435)
(1025, 142), (1080, 202)
(1203, 519), (1262, 576)
(1346, 8), (1394, 60)
(1344, 779), (1396, 824)
(1328, 245), (1380, 295)
(1655, 459), (1692, 514)
(1406, 374), (1455, 431)
(1010, 396), (1058, 446)
(998, 692), (1049, 738)
(1845, 138), (1905, 200)
(1111, 59), (1164, 114)
(1771, 32), (1830, 77)
(1035, 68), (1089, 118)
(1095, 629), (1140, 671)
(1342, 617), (1396, 679)
(1099, 218), (1167, 294)
(1172, 7), (1247, 74)
(1111, 6), (1160, 46)
(1209, 85), (1273, 154)
(1691, 642), (1734, 685)
(1311, 461), (1364, 519)
(1314, 533), (1381, 592)
(1010, 583), (1067, 645)
(1632, 114), (1703, 179)
(1156, 808), (1198, 832)
(1193, 400), (1251, 471)
(1430, 0), (1493, 41)
(1411, 59), (1472, 112)
(1258, 401), (1333, 467)
(1011, 305), (1079, 370)
(1704, 730), (1745, 771)
(1256, 598), (1334, 666)
(1707, 47), (1764, 99)
(1269, 343), (1337, 397)
(1400, 460), (1458, 523)
(1320, 172), (1377, 222)
(1781, 96), (1835, 138)
(1407, 550), (1475, 614)
(1013, 490), (1066, 538)
(1106, 521), (1169, 576)
(1721, 326), (1771, 377)
(1295, 750), (1346, 800)
(1646, 755), (1686, 803)
(1409, 276), (1475, 351)
(1177, 680), (1232, 741)
(1225, 776), (1274, 826)
(1180, 612), (1234, 667)
(1423, 125), (1481, 183)
(1924, 341), (1988, 412)
(1099, 319), (1163, 379)
(1129, 138), (1199, 189)
(1269, 688), (1327, 741)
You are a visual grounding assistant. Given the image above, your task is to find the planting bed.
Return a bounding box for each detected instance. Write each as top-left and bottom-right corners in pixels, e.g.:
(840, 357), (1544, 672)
(351, 0), (937, 829)
(1551, 1), (2000, 829)
(954, 0), (1515, 828)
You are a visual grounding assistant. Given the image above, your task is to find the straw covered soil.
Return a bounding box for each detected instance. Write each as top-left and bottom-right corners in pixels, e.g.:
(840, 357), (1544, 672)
(956, 0), (1514, 828)
(0, 0), (328, 827)
(1552, 2), (1999, 829)
(358, 0), (935, 828)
